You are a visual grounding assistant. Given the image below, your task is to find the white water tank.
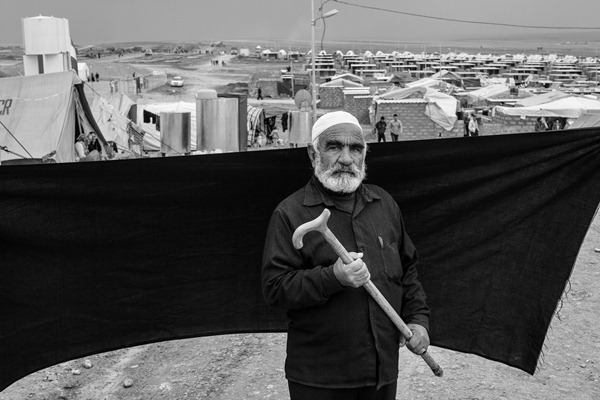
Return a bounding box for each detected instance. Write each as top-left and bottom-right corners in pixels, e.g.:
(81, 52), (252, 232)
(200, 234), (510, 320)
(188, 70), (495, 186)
(160, 112), (192, 156)
(22, 16), (77, 76)
(22, 16), (71, 55)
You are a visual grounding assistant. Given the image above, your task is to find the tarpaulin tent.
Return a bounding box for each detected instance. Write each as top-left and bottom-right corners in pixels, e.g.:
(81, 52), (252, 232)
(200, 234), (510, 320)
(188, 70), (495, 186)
(466, 84), (511, 106)
(568, 112), (600, 129)
(405, 71), (461, 92)
(88, 92), (139, 153)
(375, 86), (458, 131)
(247, 104), (265, 146)
(514, 90), (570, 108)
(0, 71), (105, 164)
(495, 96), (600, 119)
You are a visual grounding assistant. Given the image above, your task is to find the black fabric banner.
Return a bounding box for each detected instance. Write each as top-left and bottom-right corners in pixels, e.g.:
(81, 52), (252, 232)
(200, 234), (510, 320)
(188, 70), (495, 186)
(2, 129), (600, 390)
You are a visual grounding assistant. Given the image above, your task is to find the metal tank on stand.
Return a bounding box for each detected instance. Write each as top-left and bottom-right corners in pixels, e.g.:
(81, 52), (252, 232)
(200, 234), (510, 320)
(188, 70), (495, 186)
(288, 111), (312, 146)
(196, 90), (240, 152)
(160, 112), (191, 156)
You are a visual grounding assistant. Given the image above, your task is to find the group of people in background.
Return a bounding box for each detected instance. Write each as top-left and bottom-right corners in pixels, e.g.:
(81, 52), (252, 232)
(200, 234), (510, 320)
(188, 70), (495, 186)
(88, 72), (100, 82)
(74, 132), (119, 162)
(374, 114), (403, 142)
(535, 116), (568, 132)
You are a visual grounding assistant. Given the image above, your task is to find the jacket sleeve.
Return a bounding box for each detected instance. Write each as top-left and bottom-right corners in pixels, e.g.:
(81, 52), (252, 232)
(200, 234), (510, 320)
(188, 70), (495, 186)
(261, 208), (344, 310)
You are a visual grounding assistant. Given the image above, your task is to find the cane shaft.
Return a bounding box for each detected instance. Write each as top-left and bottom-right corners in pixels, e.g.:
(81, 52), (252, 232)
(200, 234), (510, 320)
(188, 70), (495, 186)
(322, 227), (444, 377)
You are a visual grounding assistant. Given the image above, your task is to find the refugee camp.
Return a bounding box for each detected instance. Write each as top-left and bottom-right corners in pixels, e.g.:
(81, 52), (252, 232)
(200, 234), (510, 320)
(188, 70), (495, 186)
(1, 1), (599, 399)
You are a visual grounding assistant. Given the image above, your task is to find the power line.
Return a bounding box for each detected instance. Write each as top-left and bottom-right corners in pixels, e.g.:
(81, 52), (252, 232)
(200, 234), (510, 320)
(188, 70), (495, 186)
(333, 0), (600, 30)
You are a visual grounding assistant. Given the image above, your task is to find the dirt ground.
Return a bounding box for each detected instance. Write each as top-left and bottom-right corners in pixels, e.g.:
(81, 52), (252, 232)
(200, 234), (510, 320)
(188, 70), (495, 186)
(1, 49), (599, 400)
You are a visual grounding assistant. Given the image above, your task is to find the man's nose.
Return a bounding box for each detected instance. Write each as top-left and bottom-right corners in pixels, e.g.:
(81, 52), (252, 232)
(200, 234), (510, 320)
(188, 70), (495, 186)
(338, 147), (353, 164)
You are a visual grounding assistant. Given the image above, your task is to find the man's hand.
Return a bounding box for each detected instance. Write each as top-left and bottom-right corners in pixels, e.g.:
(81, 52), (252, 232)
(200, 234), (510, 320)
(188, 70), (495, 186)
(333, 252), (370, 288)
(401, 323), (430, 355)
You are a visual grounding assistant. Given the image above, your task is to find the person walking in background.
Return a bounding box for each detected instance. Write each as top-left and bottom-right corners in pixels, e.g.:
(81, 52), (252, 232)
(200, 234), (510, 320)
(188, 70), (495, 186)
(95, 72), (100, 82)
(535, 117), (549, 132)
(389, 113), (403, 142)
(375, 115), (387, 142)
(468, 114), (479, 136)
(257, 87), (263, 100)
(281, 111), (289, 132)
(463, 113), (470, 136)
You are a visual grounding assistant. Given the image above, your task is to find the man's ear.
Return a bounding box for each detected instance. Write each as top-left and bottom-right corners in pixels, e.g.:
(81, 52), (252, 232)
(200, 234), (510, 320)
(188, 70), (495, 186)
(307, 145), (317, 168)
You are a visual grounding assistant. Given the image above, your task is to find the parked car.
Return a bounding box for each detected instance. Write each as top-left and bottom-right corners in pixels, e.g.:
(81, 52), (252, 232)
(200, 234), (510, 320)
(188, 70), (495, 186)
(170, 76), (184, 87)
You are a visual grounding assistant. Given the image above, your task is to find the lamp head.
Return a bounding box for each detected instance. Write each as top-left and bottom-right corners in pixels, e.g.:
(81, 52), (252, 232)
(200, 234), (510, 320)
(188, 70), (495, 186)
(322, 8), (339, 18)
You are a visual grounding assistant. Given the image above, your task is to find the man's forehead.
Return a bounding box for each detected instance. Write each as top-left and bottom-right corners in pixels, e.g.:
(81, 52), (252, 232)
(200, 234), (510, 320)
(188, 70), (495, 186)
(318, 123), (365, 145)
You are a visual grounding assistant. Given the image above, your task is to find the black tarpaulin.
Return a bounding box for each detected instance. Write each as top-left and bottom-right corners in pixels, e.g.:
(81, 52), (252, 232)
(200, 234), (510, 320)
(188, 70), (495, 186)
(2, 128), (600, 390)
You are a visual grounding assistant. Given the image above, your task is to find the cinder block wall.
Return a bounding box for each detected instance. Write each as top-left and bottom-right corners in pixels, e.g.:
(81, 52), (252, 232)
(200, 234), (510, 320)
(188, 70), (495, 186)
(344, 95), (374, 124)
(375, 103), (462, 137)
(319, 87), (344, 109)
(491, 113), (537, 133)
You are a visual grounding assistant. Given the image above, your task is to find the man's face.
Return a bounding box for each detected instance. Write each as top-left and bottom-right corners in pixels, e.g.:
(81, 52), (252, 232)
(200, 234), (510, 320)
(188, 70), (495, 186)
(310, 123), (367, 194)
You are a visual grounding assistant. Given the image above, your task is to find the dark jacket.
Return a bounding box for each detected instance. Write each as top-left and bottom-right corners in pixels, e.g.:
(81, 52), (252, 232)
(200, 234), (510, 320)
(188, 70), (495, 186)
(262, 176), (430, 389)
(375, 120), (387, 135)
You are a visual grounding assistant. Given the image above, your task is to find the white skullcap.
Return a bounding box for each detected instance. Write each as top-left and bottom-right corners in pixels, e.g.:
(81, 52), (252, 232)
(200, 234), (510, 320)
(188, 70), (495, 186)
(311, 111), (363, 143)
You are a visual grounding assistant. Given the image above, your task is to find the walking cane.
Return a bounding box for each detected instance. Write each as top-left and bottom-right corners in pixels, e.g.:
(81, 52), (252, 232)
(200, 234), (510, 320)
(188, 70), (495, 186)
(292, 208), (443, 377)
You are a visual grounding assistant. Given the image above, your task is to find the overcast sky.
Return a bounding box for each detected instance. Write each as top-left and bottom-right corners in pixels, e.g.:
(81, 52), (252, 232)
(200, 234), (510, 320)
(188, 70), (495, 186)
(2, 0), (600, 47)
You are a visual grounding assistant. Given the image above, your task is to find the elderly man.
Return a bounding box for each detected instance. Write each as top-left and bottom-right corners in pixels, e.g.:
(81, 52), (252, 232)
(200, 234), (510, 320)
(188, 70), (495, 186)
(262, 111), (430, 400)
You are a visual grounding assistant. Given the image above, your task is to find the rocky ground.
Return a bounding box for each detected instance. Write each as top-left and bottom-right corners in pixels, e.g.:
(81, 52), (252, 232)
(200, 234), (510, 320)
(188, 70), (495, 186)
(1, 49), (599, 400)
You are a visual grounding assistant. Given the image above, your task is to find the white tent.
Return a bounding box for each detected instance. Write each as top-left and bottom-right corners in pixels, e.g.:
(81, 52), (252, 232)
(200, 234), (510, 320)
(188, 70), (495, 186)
(568, 113), (600, 129)
(514, 90), (570, 107)
(88, 92), (138, 153)
(495, 96), (600, 119)
(467, 84), (511, 104)
(0, 71), (102, 164)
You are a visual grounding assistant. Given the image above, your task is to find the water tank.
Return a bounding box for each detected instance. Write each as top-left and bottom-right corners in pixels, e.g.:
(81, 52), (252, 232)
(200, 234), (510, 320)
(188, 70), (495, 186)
(289, 111), (312, 145)
(196, 98), (239, 152)
(160, 112), (191, 156)
(22, 16), (71, 55)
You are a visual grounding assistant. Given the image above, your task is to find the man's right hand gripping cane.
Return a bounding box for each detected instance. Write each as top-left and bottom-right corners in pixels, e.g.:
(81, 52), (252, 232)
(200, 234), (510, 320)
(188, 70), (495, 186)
(332, 253), (430, 357)
(333, 252), (370, 288)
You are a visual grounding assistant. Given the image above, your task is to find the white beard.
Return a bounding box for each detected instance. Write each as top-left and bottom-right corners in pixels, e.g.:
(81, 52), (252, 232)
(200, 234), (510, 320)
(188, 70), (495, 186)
(314, 153), (366, 194)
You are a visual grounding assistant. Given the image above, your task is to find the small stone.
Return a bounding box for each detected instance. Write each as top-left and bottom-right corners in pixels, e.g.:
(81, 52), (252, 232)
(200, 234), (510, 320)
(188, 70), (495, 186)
(71, 369), (80, 375)
(123, 378), (134, 388)
(82, 359), (92, 369)
(580, 364), (587, 368)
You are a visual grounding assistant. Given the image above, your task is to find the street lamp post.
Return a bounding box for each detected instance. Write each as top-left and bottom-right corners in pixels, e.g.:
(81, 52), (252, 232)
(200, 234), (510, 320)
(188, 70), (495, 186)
(310, 0), (339, 125)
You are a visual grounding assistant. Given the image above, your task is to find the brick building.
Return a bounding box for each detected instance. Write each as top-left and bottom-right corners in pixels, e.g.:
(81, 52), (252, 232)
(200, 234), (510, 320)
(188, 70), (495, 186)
(375, 100), (462, 137)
